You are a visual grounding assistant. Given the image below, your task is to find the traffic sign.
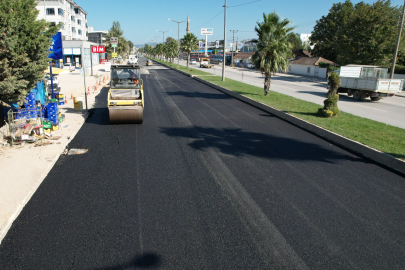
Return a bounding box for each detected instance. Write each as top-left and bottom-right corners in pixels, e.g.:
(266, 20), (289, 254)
(111, 44), (117, 48)
(91, 46), (105, 53)
(112, 52), (118, 58)
(201, 28), (213, 35)
(216, 40), (219, 48)
(110, 37), (118, 44)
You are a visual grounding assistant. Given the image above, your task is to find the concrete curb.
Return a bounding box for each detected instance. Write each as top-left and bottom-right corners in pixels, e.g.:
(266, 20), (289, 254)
(150, 58), (405, 176)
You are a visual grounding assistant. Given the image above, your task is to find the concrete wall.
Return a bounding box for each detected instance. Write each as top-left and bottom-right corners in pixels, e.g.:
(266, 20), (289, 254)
(289, 64), (327, 78)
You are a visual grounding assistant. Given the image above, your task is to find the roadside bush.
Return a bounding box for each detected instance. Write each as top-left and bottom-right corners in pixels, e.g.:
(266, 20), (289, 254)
(318, 73), (340, 117)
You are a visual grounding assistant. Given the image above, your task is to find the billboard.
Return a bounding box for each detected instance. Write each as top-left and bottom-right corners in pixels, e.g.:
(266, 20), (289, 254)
(201, 28), (213, 35)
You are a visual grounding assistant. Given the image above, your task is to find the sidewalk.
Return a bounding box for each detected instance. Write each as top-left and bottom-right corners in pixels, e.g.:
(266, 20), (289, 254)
(0, 64), (109, 243)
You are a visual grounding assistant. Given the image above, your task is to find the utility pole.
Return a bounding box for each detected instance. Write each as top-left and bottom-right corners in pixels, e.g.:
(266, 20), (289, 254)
(230, 30), (238, 67)
(390, 0), (405, 79)
(222, 0), (227, 81)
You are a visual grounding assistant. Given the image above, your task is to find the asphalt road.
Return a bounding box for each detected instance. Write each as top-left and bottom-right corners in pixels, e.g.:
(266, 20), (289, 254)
(176, 58), (405, 129)
(1, 58), (405, 269)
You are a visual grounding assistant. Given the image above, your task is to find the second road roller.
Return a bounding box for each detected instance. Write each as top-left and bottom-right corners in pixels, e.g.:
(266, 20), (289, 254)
(108, 64), (144, 124)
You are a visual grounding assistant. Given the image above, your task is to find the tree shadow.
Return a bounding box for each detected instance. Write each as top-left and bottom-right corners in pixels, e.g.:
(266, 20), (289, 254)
(92, 252), (162, 270)
(160, 126), (360, 164)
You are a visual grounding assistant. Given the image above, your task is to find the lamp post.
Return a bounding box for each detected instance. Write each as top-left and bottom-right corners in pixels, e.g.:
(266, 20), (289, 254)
(151, 35), (160, 47)
(168, 18), (185, 68)
(156, 29), (171, 44)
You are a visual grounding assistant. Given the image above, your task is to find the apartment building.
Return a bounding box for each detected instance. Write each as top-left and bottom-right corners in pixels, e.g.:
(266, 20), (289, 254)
(36, 0), (88, 41)
(36, 0), (104, 69)
(87, 27), (108, 46)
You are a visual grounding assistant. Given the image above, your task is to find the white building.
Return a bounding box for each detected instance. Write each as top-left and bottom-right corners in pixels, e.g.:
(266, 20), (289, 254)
(87, 27), (108, 46)
(35, 0), (88, 41)
(36, 1), (106, 69)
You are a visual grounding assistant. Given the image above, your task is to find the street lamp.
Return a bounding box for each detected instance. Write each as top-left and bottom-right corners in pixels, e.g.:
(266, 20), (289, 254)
(151, 35), (160, 47)
(168, 18), (186, 68)
(156, 29), (171, 44)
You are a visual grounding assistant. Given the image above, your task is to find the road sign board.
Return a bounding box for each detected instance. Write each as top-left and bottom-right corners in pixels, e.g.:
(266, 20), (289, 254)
(91, 46), (105, 53)
(110, 37), (118, 44)
(80, 67), (88, 77)
(201, 28), (213, 35)
(199, 41), (203, 49)
(111, 44), (117, 48)
(112, 52), (118, 58)
(216, 40), (219, 48)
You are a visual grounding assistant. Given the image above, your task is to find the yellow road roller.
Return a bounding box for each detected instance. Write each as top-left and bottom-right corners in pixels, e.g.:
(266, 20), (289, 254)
(108, 64), (144, 124)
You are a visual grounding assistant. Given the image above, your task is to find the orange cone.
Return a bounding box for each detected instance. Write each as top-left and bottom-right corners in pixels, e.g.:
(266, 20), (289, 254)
(70, 93), (73, 100)
(94, 85), (97, 93)
(98, 79), (101, 86)
(65, 96), (68, 104)
(103, 76), (106, 83)
(87, 87), (91, 95)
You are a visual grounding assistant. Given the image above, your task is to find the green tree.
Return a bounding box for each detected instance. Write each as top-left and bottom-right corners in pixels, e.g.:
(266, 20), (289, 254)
(106, 21), (127, 57)
(251, 12), (294, 96)
(166, 37), (176, 43)
(0, 0), (60, 105)
(310, 0), (403, 66)
(162, 40), (178, 63)
(180, 33), (198, 68)
(128, 40), (134, 53)
(287, 33), (310, 51)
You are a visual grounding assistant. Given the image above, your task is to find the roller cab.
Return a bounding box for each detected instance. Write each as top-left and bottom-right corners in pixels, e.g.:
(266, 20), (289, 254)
(108, 64), (144, 124)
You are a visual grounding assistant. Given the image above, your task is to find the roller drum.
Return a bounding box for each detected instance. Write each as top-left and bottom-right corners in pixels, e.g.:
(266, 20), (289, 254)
(109, 106), (143, 124)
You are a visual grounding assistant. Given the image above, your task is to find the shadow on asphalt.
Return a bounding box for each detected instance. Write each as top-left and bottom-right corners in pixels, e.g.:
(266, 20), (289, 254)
(167, 91), (232, 100)
(160, 126), (360, 164)
(92, 252), (162, 270)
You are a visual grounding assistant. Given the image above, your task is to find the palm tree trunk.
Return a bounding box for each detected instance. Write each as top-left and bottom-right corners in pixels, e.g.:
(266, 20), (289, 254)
(264, 73), (271, 96)
(187, 53), (190, 69)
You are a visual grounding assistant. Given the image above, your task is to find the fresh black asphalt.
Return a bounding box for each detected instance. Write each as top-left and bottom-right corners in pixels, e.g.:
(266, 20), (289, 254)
(1, 58), (405, 269)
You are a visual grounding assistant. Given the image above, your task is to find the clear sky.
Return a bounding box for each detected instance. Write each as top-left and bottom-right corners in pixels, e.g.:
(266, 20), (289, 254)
(78, 0), (404, 47)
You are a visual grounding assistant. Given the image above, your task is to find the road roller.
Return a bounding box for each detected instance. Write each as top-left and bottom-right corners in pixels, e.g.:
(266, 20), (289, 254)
(108, 64), (144, 124)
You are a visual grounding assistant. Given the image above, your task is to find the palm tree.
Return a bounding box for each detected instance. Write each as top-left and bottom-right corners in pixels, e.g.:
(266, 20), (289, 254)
(180, 33), (198, 69)
(251, 12), (294, 96)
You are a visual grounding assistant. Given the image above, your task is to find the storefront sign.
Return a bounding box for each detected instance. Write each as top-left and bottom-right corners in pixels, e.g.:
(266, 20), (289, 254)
(92, 46), (105, 53)
(100, 59), (109, 64)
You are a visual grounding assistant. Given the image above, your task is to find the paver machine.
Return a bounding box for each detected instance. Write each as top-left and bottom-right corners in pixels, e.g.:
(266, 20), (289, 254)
(108, 64), (144, 124)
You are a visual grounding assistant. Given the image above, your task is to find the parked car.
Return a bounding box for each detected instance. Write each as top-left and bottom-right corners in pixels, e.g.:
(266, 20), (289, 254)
(63, 63), (75, 71)
(247, 63), (255, 69)
(146, 59), (153, 66)
(44, 74), (59, 87)
(190, 59), (197, 65)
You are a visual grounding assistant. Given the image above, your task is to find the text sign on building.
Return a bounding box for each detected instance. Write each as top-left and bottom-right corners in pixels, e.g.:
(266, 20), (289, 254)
(201, 28), (213, 35)
(91, 46), (105, 53)
(100, 59), (109, 64)
(110, 37), (118, 45)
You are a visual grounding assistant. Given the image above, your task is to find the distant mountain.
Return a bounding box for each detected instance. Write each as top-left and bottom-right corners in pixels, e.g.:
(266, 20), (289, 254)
(134, 43), (155, 48)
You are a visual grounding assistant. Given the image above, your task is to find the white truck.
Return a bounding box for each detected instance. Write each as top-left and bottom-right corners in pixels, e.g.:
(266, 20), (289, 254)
(336, 65), (403, 101)
(128, 55), (138, 65)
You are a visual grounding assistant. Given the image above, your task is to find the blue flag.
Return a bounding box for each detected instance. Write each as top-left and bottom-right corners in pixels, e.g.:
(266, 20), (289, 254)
(48, 32), (63, 60)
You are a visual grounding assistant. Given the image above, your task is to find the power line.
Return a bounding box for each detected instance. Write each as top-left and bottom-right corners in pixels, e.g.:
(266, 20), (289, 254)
(191, 10), (224, 30)
(228, 0), (262, 8)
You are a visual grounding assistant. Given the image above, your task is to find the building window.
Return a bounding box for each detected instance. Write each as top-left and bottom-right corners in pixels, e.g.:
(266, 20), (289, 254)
(49, 22), (56, 27)
(46, 8), (55, 15)
(78, 30), (82, 35)
(74, 8), (81, 15)
(72, 27), (76, 33)
(77, 19), (81, 25)
(61, 23), (64, 30)
(59, 0), (63, 3)
(71, 16), (75, 22)
(58, 8), (63, 15)
(71, 3), (74, 10)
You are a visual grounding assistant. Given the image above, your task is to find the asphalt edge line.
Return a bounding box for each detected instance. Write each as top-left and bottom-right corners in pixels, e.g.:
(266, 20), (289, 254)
(0, 111), (90, 245)
(151, 58), (405, 176)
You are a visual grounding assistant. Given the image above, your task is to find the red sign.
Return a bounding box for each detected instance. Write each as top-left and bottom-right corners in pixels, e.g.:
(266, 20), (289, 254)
(92, 46), (105, 53)
(100, 59), (109, 64)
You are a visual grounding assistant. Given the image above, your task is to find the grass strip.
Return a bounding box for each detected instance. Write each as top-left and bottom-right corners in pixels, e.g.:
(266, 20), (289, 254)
(152, 58), (405, 160)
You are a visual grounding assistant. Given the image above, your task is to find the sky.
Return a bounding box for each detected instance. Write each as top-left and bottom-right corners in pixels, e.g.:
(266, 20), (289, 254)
(78, 0), (405, 47)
